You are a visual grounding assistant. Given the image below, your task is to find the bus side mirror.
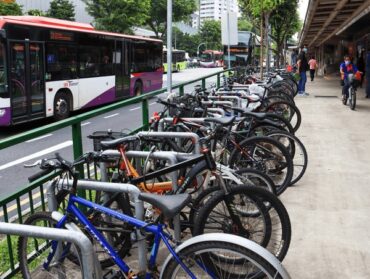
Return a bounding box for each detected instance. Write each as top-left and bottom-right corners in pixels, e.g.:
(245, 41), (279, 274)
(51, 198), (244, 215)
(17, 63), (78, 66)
(0, 29), (6, 39)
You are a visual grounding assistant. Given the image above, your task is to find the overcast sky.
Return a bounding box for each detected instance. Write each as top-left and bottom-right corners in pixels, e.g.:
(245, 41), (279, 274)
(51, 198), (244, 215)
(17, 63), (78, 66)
(299, 0), (309, 21)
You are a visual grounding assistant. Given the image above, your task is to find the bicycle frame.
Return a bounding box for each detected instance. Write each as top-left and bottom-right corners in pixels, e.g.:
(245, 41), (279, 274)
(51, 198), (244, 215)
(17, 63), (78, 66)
(49, 193), (199, 278)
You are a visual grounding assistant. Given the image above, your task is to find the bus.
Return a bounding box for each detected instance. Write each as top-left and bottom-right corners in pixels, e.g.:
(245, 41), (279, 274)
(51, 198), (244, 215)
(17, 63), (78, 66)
(0, 16), (163, 126)
(223, 31), (254, 68)
(163, 49), (187, 72)
(199, 50), (223, 68)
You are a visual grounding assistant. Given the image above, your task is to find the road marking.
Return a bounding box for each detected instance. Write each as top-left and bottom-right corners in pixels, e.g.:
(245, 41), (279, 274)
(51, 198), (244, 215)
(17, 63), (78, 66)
(81, 122), (91, 126)
(104, 113), (119, 119)
(0, 165), (98, 218)
(0, 141), (73, 171)
(149, 102), (156, 106)
(130, 107), (140, 111)
(26, 134), (53, 143)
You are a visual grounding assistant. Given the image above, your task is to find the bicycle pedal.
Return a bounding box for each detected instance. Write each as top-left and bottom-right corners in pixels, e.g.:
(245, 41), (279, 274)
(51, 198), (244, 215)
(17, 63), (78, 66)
(103, 269), (124, 279)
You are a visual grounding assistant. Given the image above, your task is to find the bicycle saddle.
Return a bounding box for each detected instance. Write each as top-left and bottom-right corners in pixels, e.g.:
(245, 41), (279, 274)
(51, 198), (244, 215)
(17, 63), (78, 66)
(100, 135), (138, 149)
(204, 116), (236, 126)
(232, 107), (267, 120)
(138, 193), (191, 219)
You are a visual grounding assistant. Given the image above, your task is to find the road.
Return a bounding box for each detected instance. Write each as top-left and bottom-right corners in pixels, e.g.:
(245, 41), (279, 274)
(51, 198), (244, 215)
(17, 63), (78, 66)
(0, 67), (221, 200)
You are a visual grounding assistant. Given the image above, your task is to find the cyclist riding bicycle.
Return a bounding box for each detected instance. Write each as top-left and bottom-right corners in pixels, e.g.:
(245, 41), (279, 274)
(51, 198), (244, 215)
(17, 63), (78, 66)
(340, 55), (360, 101)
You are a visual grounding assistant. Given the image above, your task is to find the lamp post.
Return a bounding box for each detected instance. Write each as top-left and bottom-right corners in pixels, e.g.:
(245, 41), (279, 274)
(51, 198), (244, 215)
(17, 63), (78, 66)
(167, 0), (172, 95)
(197, 42), (206, 57)
(227, 0), (231, 69)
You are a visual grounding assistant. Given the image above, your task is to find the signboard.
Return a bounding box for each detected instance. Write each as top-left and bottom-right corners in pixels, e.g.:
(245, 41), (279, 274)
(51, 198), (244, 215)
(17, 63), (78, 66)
(221, 11), (238, 46)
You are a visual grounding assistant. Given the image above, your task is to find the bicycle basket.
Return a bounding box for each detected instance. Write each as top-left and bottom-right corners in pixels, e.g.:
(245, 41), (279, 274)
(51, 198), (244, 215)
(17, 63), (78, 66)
(168, 95), (197, 117)
(88, 131), (128, 151)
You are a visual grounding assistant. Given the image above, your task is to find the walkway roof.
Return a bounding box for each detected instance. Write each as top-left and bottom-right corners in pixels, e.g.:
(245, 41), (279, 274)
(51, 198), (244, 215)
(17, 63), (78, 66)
(299, 0), (370, 47)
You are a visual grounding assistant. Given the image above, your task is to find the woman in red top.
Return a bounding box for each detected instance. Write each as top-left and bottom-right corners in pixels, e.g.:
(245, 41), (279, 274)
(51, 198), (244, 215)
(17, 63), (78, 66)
(308, 56), (317, 82)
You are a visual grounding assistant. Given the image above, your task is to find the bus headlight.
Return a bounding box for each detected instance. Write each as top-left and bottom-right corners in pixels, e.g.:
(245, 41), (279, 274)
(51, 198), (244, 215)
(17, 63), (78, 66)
(0, 109), (6, 117)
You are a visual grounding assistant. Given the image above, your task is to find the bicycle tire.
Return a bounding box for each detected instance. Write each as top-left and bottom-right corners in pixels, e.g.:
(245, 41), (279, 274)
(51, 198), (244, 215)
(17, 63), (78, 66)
(266, 130), (308, 186)
(193, 185), (291, 262)
(56, 190), (133, 268)
(18, 211), (84, 279)
(228, 136), (294, 195)
(350, 87), (356, 110)
(161, 236), (286, 279)
(265, 100), (302, 132)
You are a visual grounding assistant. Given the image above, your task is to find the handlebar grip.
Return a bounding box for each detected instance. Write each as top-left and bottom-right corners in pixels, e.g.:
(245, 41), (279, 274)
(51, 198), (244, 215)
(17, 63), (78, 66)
(28, 168), (53, 183)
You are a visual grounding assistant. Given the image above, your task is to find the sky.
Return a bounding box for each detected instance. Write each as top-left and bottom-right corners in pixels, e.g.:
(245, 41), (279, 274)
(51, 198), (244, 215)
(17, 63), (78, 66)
(299, 0), (309, 21)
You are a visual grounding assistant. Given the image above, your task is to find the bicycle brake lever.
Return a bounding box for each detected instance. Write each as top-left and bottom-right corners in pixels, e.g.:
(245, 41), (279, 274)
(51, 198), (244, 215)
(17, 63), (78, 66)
(24, 159), (43, 168)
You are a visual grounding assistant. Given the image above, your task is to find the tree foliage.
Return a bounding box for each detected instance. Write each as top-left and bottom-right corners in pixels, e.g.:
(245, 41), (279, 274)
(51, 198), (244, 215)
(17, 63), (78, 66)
(47, 0), (75, 21)
(27, 9), (46, 16)
(84, 0), (150, 33)
(0, 0), (22, 16)
(238, 19), (253, 32)
(200, 20), (222, 51)
(170, 27), (201, 56)
(146, 0), (196, 38)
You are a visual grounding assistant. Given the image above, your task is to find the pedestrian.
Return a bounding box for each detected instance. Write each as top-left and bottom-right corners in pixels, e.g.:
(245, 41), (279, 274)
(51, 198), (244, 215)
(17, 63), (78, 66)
(297, 45), (309, 96)
(357, 49), (365, 88)
(340, 55), (359, 101)
(308, 55), (317, 82)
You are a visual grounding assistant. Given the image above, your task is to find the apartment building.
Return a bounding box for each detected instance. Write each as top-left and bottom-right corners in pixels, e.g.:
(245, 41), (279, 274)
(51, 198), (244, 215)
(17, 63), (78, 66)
(199, 0), (238, 23)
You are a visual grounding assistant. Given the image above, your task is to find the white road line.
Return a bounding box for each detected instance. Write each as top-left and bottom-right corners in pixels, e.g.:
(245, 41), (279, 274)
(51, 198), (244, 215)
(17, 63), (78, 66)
(130, 107), (141, 111)
(26, 134), (53, 143)
(104, 113), (119, 119)
(149, 102), (156, 106)
(0, 141), (73, 171)
(81, 122), (91, 126)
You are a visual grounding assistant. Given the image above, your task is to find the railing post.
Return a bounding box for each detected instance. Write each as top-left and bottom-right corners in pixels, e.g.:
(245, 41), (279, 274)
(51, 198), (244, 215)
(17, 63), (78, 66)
(179, 85), (184, 96)
(142, 98), (149, 131)
(217, 73), (220, 88)
(202, 78), (206, 89)
(72, 122), (86, 199)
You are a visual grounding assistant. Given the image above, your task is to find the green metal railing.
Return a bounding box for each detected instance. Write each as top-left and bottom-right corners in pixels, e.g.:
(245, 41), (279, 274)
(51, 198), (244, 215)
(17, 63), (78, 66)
(0, 69), (228, 278)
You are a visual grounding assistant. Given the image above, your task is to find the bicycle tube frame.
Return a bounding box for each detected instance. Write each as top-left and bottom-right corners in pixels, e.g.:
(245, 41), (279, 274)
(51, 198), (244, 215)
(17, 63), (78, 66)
(51, 194), (200, 278)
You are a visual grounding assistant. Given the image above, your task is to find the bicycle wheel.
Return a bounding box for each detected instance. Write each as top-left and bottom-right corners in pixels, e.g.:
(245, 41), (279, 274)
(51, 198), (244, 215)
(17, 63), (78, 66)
(266, 130), (308, 186)
(193, 185), (291, 262)
(350, 87), (356, 110)
(18, 211), (83, 279)
(229, 136), (293, 195)
(161, 236), (287, 279)
(265, 100), (302, 132)
(56, 190), (132, 268)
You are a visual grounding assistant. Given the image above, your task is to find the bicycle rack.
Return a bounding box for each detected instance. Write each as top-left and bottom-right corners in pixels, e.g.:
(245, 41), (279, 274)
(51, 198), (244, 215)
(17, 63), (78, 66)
(47, 180), (147, 274)
(137, 131), (201, 154)
(0, 222), (96, 279)
(207, 96), (242, 108)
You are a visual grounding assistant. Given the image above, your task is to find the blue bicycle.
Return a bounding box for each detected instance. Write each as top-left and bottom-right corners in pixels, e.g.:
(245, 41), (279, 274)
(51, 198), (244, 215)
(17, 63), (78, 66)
(18, 152), (291, 279)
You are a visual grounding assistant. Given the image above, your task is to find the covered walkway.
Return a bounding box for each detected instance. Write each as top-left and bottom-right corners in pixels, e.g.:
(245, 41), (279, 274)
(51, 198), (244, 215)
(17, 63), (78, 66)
(283, 77), (370, 277)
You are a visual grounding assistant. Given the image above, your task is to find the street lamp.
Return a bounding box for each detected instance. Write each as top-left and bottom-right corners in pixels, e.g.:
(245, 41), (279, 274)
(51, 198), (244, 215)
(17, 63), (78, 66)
(197, 42), (207, 57)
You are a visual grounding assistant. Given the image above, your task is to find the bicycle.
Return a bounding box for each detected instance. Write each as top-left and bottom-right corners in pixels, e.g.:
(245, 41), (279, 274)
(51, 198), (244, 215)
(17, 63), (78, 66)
(18, 153), (291, 279)
(342, 73), (360, 110)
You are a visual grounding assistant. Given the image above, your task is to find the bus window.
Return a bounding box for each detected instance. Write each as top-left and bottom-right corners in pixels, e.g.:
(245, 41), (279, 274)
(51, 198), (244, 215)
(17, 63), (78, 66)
(79, 45), (114, 77)
(46, 44), (77, 81)
(0, 43), (7, 95)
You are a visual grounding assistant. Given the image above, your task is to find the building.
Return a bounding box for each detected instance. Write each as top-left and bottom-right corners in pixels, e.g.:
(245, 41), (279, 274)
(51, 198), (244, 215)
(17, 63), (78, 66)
(299, 0), (370, 77)
(191, 11), (200, 29)
(198, 0), (238, 24)
(16, 0), (93, 23)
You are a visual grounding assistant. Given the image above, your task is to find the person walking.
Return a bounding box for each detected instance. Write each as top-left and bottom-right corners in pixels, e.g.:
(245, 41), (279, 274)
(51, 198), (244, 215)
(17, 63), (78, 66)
(308, 55), (317, 82)
(297, 46), (309, 96)
(357, 49), (365, 88)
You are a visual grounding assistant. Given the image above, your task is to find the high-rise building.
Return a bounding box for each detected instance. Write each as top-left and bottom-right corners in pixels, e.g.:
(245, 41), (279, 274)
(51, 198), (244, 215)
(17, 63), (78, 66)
(199, 0), (238, 24)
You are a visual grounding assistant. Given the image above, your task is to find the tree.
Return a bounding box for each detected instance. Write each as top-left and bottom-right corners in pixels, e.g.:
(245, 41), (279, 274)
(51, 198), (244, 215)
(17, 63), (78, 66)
(200, 20), (222, 51)
(27, 9), (46, 16)
(84, 0), (150, 33)
(47, 0), (75, 21)
(145, 0), (196, 39)
(239, 0), (280, 77)
(270, 0), (301, 67)
(0, 0), (22, 16)
(238, 19), (253, 32)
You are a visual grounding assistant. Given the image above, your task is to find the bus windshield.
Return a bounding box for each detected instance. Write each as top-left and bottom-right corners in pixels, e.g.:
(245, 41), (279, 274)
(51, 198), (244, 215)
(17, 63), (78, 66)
(200, 53), (213, 62)
(0, 43), (7, 94)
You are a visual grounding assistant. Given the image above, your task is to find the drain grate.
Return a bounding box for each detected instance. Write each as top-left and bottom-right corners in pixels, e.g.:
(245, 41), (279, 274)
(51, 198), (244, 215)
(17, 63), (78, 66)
(314, 95), (338, 98)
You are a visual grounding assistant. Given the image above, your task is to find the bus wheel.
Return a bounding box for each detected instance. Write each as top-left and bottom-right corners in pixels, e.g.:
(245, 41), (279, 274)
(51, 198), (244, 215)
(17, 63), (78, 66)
(54, 92), (70, 121)
(134, 81), (143, 96)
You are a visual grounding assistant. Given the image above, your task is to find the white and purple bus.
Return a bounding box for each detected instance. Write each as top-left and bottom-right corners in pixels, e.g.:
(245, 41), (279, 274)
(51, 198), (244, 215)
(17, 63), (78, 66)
(0, 16), (163, 126)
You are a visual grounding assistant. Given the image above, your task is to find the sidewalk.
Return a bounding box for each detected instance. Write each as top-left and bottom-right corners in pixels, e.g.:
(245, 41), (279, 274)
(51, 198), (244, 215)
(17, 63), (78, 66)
(282, 77), (370, 278)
